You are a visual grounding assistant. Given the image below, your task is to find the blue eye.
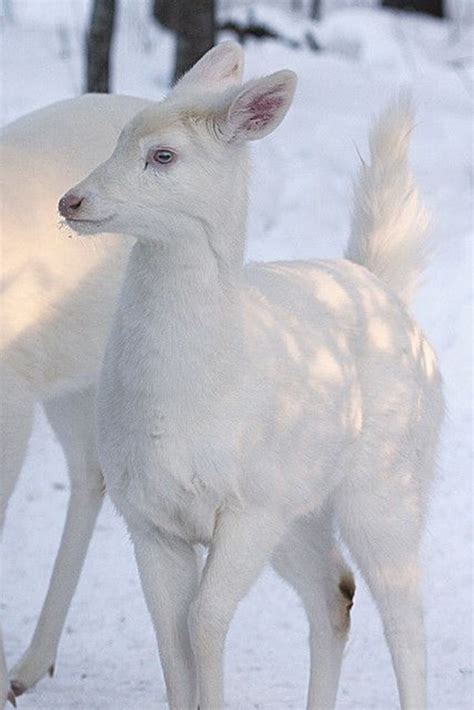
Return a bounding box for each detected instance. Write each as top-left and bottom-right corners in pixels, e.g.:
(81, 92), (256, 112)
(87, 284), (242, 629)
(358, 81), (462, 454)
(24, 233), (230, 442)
(148, 149), (175, 166)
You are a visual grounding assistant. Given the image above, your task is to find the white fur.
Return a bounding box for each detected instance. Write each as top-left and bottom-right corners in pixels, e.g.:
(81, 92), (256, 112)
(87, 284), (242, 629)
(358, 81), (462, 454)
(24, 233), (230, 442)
(346, 94), (430, 303)
(60, 45), (443, 710)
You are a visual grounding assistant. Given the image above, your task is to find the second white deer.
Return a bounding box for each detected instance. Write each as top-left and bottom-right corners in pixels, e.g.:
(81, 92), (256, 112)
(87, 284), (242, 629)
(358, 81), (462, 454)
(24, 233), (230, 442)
(60, 45), (443, 710)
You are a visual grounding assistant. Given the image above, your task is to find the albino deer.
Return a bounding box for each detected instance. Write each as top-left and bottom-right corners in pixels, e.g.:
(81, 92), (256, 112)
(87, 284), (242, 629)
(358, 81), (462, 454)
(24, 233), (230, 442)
(59, 44), (443, 710)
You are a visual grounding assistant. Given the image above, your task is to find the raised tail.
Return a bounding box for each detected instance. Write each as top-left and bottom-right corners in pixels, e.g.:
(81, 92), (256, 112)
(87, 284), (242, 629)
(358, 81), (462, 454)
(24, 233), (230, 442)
(345, 95), (430, 304)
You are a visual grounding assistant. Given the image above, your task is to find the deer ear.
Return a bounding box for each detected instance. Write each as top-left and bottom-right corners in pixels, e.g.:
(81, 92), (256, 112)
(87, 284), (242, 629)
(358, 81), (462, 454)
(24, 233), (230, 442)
(218, 70), (297, 143)
(174, 41), (244, 91)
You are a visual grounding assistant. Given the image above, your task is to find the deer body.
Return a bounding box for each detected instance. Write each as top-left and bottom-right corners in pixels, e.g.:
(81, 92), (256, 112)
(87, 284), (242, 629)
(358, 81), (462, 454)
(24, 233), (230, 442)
(0, 93), (149, 396)
(60, 43), (443, 710)
(101, 248), (431, 547)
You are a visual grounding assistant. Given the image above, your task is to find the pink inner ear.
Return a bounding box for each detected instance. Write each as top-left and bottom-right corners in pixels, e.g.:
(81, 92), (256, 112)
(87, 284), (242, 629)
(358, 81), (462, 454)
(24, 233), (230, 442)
(242, 86), (285, 130)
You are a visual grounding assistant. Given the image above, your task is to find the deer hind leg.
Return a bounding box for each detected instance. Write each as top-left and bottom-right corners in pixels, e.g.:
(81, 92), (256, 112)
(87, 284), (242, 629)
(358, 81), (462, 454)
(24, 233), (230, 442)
(0, 367), (34, 708)
(271, 508), (354, 710)
(334, 463), (430, 710)
(9, 385), (103, 697)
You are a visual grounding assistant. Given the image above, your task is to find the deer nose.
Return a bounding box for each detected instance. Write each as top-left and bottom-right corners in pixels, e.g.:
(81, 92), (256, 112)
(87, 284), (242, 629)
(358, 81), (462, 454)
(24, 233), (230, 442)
(58, 193), (84, 219)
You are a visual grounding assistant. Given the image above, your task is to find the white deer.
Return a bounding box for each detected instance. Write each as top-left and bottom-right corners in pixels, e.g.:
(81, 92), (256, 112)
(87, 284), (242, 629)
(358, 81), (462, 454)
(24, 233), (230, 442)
(0, 43), (245, 708)
(59, 45), (444, 710)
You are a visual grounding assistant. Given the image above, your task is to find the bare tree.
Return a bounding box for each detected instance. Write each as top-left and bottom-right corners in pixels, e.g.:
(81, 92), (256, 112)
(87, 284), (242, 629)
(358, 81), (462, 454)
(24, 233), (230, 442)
(2, 0), (15, 23)
(310, 0), (321, 20)
(86, 0), (116, 93)
(172, 0), (216, 83)
(382, 0), (444, 17)
(153, 0), (180, 32)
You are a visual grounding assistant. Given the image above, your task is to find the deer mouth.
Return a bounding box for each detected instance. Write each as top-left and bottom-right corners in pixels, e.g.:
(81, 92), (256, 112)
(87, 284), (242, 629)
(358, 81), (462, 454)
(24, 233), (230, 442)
(62, 214), (116, 233)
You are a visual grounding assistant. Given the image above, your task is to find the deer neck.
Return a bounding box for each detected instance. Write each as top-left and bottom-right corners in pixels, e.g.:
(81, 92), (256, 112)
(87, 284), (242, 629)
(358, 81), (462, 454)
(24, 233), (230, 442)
(115, 215), (246, 408)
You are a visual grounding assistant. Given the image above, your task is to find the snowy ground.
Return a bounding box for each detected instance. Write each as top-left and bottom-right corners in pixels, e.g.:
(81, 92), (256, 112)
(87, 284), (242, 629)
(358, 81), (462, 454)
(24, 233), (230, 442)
(1, 2), (473, 709)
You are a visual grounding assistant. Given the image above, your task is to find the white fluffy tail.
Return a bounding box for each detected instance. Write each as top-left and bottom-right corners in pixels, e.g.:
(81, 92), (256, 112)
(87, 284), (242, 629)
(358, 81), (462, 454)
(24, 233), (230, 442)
(345, 95), (430, 304)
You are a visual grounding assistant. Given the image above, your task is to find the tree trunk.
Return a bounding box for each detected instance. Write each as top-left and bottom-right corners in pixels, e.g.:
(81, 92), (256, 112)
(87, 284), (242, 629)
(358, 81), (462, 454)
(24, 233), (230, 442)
(310, 0), (321, 20)
(382, 0), (444, 17)
(86, 0), (116, 93)
(173, 0), (216, 84)
(2, 0), (15, 23)
(153, 0), (180, 32)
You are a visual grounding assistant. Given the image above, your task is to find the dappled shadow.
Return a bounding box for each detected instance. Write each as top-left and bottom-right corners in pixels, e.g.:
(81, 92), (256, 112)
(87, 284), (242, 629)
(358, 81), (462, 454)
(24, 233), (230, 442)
(234, 257), (443, 528)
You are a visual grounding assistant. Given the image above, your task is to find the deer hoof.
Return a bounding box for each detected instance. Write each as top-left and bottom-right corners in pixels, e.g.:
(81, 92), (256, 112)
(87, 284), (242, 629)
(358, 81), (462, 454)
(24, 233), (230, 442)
(9, 680), (26, 698)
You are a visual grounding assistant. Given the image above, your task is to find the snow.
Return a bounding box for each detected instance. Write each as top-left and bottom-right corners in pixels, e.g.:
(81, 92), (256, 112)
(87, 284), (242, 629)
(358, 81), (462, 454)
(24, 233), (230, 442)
(1, 2), (472, 709)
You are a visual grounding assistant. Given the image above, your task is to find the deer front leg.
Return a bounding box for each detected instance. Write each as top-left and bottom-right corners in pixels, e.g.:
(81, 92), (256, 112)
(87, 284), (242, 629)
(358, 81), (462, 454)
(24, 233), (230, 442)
(188, 508), (285, 710)
(131, 527), (200, 710)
